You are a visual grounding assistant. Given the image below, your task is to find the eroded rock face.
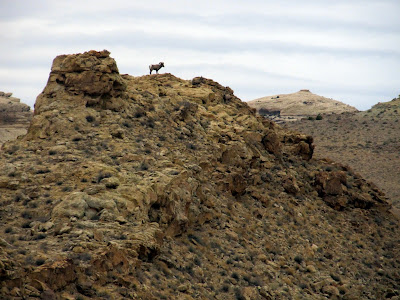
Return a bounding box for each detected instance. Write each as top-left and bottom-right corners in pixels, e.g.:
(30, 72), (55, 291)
(34, 50), (126, 115)
(0, 51), (398, 299)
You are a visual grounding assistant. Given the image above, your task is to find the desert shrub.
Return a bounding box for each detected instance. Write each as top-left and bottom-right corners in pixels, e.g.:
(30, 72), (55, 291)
(25, 255), (34, 265)
(146, 118), (155, 128)
(299, 282), (308, 289)
(185, 264), (195, 276)
(308, 116), (314, 120)
(86, 115), (95, 122)
(5, 144), (19, 154)
(91, 214), (100, 221)
(139, 162), (149, 171)
(194, 256), (202, 266)
(21, 211), (33, 219)
(210, 241), (221, 249)
(96, 171), (112, 183)
(62, 186), (72, 192)
(221, 285), (230, 292)
(14, 194), (23, 202)
(134, 108), (146, 118)
(122, 121), (131, 128)
(186, 143), (197, 150)
(316, 114), (323, 120)
(78, 252), (92, 261)
(21, 221), (31, 228)
(35, 168), (50, 174)
(35, 258), (46, 266)
(249, 276), (264, 286)
(294, 255), (303, 264)
(234, 288), (245, 300)
(33, 233), (47, 240)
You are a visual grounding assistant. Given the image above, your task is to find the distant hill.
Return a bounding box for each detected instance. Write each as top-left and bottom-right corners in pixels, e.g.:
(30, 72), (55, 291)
(0, 92), (32, 145)
(283, 94), (400, 210)
(248, 90), (358, 123)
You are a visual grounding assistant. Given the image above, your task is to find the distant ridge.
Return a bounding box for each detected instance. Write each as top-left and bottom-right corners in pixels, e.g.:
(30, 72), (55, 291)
(0, 91), (32, 145)
(248, 90), (358, 122)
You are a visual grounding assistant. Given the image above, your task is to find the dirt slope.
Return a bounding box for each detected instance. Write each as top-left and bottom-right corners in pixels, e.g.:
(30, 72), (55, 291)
(0, 51), (399, 299)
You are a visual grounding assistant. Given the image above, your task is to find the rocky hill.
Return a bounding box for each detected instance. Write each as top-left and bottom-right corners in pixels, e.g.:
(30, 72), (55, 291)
(0, 92), (32, 145)
(0, 51), (399, 299)
(248, 90), (358, 123)
(283, 96), (400, 211)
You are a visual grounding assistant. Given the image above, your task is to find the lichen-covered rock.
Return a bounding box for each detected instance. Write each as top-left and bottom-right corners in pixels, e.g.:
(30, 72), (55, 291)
(33, 50), (126, 116)
(52, 192), (89, 219)
(262, 130), (282, 156)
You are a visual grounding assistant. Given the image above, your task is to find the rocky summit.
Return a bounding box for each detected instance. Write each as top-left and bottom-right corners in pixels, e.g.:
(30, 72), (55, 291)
(0, 50), (399, 299)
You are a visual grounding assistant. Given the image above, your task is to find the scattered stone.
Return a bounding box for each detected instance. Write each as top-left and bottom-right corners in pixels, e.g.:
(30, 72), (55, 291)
(306, 264), (317, 273)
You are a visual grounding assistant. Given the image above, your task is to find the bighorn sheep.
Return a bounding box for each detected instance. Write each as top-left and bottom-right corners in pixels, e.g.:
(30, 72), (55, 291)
(149, 62), (165, 74)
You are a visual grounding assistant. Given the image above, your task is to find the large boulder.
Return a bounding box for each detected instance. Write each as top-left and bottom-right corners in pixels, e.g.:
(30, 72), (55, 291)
(34, 50), (126, 114)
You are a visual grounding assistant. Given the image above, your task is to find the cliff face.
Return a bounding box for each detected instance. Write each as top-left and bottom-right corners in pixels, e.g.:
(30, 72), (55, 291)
(0, 51), (398, 299)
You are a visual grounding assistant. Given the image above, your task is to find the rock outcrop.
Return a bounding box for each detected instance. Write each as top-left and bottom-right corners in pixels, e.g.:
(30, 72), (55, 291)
(0, 51), (398, 299)
(0, 91), (31, 116)
(0, 91), (32, 145)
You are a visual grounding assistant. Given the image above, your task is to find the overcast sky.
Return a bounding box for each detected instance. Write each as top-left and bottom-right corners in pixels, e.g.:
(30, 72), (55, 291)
(0, 0), (399, 110)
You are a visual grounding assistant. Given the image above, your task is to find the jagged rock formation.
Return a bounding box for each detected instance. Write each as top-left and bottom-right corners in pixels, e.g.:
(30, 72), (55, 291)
(248, 90), (358, 123)
(0, 51), (399, 299)
(0, 92), (32, 145)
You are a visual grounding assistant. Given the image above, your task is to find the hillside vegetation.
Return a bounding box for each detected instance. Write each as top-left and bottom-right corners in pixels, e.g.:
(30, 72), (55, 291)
(0, 51), (398, 299)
